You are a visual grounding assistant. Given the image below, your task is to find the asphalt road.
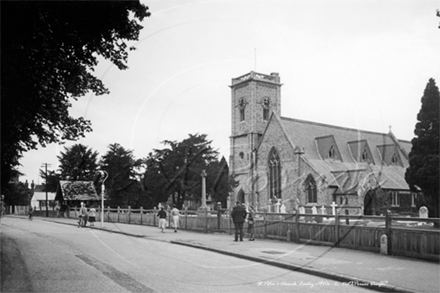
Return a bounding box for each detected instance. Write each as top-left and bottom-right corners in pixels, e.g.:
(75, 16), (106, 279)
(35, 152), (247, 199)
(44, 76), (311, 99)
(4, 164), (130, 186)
(1, 216), (370, 292)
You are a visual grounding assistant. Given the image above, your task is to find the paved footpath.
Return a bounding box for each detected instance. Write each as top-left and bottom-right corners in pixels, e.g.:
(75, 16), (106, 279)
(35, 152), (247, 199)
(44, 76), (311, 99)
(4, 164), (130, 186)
(11, 215), (440, 293)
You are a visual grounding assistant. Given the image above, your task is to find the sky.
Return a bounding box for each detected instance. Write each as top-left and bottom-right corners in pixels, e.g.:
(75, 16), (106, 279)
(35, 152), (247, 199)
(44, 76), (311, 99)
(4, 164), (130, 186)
(19, 0), (440, 185)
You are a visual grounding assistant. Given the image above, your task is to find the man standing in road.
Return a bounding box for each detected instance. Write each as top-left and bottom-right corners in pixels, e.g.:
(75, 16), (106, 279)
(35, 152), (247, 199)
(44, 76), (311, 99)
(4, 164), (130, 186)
(231, 201), (247, 241)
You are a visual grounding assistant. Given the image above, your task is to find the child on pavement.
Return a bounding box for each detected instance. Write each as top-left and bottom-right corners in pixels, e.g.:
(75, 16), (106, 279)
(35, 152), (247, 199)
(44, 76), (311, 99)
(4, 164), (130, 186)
(89, 207), (96, 227)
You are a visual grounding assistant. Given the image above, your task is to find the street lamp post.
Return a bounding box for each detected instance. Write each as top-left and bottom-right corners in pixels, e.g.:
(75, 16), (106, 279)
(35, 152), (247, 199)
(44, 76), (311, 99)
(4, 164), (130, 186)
(99, 171), (108, 228)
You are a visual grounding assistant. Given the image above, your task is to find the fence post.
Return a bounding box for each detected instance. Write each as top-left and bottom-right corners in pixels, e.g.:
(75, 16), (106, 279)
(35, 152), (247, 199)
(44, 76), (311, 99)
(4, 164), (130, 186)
(117, 206), (120, 223)
(295, 211), (300, 242)
(335, 212), (340, 246)
(185, 207), (188, 230)
(228, 209), (232, 235)
(140, 206), (143, 225)
(107, 206), (110, 222)
(217, 202), (221, 231)
(263, 211), (267, 239)
(204, 208), (208, 233)
(345, 209), (349, 225)
(128, 206), (131, 224)
(385, 210), (392, 255)
(153, 207), (157, 227)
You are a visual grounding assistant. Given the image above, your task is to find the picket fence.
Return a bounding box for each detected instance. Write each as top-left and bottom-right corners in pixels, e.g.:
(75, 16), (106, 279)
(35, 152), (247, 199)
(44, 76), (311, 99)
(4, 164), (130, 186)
(49, 206), (440, 262)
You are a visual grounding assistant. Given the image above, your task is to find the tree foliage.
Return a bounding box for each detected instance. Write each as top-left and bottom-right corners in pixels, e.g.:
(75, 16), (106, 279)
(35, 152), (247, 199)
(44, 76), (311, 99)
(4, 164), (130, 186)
(1, 1), (150, 194)
(101, 143), (146, 208)
(143, 134), (235, 209)
(405, 78), (439, 218)
(39, 169), (60, 193)
(3, 182), (32, 206)
(57, 144), (99, 181)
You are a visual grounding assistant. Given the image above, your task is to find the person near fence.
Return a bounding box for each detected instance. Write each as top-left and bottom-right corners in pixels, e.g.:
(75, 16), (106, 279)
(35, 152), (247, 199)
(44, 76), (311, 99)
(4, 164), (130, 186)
(171, 204), (180, 233)
(247, 205), (255, 241)
(89, 207), (96, 227)
(78, 202), (88, 228)
(231, 201), (247, 241)
(157, 207), (167, 232)
(55, 204), (60, 217)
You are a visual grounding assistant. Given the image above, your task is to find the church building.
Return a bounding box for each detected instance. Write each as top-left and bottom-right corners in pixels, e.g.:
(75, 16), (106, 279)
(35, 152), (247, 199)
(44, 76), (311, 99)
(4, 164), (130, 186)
(229, 71), (420, 215)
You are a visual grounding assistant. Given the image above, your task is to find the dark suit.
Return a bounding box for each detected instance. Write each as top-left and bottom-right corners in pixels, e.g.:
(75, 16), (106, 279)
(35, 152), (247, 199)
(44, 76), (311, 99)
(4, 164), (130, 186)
(231, 205), (247, 241)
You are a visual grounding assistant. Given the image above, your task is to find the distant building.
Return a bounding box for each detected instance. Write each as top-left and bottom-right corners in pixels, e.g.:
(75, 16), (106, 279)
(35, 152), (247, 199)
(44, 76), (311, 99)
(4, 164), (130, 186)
(229, 71), (421, 215)
(31, 191), (56, 210)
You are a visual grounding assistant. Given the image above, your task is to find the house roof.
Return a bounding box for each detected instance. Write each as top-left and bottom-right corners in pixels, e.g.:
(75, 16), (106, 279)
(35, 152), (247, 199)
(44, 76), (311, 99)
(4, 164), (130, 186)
(32, 191), (56, 201)
(55, 180), (100, 201)
(270, 115), (411, 191)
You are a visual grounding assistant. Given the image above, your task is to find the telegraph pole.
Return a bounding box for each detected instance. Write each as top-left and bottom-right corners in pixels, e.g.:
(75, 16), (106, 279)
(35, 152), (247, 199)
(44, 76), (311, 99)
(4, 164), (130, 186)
(41, 163), (51, 217)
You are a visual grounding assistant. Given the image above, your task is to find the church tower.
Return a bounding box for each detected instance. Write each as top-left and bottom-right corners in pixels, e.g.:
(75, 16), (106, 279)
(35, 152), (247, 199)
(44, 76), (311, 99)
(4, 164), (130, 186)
(229, 71), (282, 205)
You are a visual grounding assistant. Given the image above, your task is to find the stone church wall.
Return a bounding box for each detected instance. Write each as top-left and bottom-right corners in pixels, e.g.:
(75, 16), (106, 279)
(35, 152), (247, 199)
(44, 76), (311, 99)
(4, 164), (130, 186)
(255, 116), (334, 212)
(254, 117), (292, 211)
(231, 84), (250, 136)
(231, 135), (251, 174)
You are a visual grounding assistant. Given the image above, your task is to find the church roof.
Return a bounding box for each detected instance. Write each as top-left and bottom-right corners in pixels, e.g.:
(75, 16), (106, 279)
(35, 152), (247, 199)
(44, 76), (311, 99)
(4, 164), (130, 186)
(277, 116), (412, 191)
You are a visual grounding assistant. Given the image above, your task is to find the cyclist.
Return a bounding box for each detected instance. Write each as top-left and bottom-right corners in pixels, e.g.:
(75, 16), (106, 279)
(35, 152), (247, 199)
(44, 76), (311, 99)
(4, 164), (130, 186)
(28, 206), (33, 220)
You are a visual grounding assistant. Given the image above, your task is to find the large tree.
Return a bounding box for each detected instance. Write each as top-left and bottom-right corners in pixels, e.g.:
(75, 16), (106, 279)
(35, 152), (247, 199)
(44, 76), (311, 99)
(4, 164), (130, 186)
(3, 181), (32, 206)
(142, 151), (172, 208)
(101, 143), (145, 208)
(39, 169), (61, 193)
(405, 78), (439, 218)
(57, 144), (99, 181)
(1, 1), (150, 194)
(143, 134), (236, 209)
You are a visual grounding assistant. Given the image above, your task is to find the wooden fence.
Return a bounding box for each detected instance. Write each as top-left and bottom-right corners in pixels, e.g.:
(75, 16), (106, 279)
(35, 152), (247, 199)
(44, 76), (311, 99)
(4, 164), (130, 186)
(57, 206), (440, 262)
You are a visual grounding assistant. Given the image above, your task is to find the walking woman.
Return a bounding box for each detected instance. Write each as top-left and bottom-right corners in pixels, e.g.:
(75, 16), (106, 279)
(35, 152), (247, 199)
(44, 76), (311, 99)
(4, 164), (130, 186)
(171, 204), (180, 232)
(247, 205), (255, 241)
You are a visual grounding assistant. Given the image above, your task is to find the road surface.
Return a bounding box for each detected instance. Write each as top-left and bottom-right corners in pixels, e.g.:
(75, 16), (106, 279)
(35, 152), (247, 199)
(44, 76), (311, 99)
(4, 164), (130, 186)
(1, 216), (369, 292)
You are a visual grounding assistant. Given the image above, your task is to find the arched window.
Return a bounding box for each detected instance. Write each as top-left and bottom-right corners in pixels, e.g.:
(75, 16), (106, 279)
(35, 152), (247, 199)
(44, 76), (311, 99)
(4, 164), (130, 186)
(240, 108), (245, 121)
(305, 175), (317, 203)
(237, 189), (245, 204)
(262, 97), (271, 120)
(263, 108), (269, 120)
(268, 148), (281, 199)
(239, 97), (246, 121)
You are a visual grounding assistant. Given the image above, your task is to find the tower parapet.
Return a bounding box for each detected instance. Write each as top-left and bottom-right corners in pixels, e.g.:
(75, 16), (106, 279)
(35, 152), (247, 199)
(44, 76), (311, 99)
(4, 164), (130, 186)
(231, 71), (280, 86)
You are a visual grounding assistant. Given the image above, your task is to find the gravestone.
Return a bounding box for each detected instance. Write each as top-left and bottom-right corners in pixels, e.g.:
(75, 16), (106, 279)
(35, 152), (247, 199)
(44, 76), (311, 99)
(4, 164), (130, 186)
(299, 206), (305, 221)
(331, 201), (337, 215)
(280, 203), (286, 213)
(275, 199), (281, 213)
(419, 206), (428, 218)
(311, 206), (317, 214)
(320, 206), (326, 215)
